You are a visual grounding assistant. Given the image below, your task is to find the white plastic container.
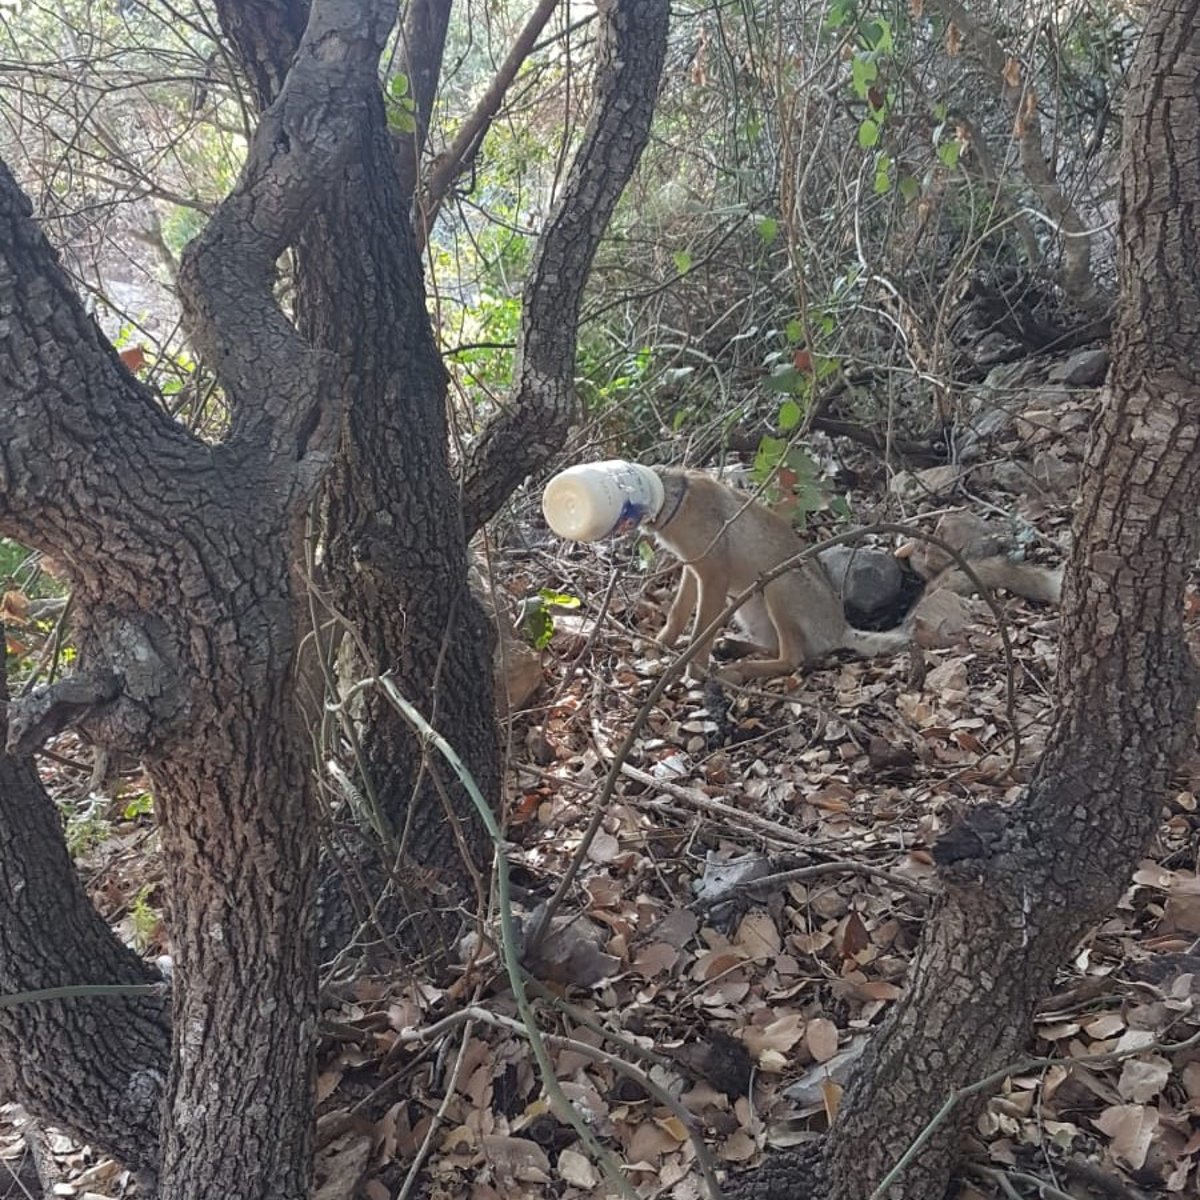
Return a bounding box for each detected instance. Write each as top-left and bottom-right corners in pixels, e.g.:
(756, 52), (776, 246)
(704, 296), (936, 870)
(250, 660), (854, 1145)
(542, 460), (665, 541)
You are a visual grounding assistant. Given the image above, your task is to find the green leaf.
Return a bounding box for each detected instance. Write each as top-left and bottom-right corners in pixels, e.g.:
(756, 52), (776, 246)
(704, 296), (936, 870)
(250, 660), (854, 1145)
(899, 175), (920, 202)
(851, 55), (877, 99)
(752, 435), (788, 483)
(387, 107), (417, 133)
(937, 140), (961, 169)
(861, 18), (893, 53)
(673, 249), (692, 274)
(785, 318), (804, 344)
(528, 609), (554, 650)
(538, 588), (581, 610)
(816, 354), (841, 380)
(778, 399), (803, 431)
(765, 366), (804, 394)
(122, 792), (154, 819)
(825, 0), (853, 30)
(874, 168), (891, 194)
(858, 119), (880, 148)
(389, 73), (410, 98)
(636, 539), (657, 570)
(756, 216), (779, 245)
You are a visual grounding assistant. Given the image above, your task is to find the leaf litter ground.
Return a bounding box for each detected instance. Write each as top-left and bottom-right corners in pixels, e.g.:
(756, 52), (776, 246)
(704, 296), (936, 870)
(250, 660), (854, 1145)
(5, 450), (1200, 1200)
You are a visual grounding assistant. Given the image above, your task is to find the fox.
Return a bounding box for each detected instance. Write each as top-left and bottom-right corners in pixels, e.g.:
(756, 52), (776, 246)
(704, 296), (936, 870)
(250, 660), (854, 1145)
(645, 468), (909, 682)
(646, 470), (1061, 682)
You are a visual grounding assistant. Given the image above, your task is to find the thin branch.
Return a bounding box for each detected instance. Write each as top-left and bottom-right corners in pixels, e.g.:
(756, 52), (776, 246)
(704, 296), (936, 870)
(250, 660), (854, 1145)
(394, 0), (453, 202)
(926, 0), (1105, 313)
(460, 0), (671, 535)
(416, 0), (561, 242)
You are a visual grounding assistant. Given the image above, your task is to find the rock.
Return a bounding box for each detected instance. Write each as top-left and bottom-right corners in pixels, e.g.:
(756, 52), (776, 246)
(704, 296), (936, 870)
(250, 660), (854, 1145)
(984, 453), (1079, 499)
(1047, 346), (1109, 387)
(981, 359), (1047, 393)
(1030, 450), (1079, 497)
(909, 589), (970, 649)
(1016, 408), (1060, 444)
(958, 404), (1018, 460)
(889, 464), (963, 500)
(819, 545), (903, 614)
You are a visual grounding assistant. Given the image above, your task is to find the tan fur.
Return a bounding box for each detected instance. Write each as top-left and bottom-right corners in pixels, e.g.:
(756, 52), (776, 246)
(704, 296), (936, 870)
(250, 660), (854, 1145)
(646, 469), (908, 681)
(900, 510), (1063, 604)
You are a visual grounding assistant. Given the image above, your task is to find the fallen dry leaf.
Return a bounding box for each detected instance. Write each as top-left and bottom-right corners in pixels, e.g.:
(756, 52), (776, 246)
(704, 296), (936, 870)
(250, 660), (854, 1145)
(1094, 1103), (1159, 1170)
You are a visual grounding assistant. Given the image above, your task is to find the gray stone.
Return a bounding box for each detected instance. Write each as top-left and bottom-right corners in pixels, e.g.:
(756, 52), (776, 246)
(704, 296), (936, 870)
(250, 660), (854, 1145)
(1047, 347), (1110, 387)
(819, 545), (904, 613)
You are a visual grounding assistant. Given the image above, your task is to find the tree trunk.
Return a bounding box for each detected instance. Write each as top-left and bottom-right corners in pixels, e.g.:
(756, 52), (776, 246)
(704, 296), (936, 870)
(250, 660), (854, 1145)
(0, 647), (169, 1177)
(0, 2), (397, 1193)
(823, 7), (1200, 1197)
(212, 0), (499, 966)
(460, 0), (671, 534)
(216, 0), (669, 967)
(0, 163), (317, 1197)
(730, 6), (1200, 1197)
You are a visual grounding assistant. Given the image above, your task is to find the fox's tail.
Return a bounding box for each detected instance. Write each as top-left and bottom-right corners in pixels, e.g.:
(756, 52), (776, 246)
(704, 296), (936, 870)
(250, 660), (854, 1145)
(931, 557), (1063, 604)
(841, 627), (911, 658)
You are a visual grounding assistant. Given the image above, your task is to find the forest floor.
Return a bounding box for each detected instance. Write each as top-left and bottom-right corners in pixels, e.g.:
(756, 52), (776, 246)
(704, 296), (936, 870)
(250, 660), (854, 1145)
(4, 351), (1200, 1200)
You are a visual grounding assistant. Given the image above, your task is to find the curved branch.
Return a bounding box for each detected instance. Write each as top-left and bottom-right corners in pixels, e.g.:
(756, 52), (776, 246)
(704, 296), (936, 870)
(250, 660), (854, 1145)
(178, 0), (399, 459)
(0, 637), (170, 1177)
(459, 0), (670, 535)
(0, 160), (211, 545)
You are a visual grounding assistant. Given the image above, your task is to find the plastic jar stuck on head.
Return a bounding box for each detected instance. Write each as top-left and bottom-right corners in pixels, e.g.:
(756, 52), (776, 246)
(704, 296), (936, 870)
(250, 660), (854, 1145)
(542, 460), (665, 542)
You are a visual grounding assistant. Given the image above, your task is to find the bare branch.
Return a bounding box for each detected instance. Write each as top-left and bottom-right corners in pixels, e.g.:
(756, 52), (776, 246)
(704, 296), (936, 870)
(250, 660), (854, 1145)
(459, 0), (670, 535)
(178, 0), (399, 460)
(394, 0), (453, 202)
(927, 0), (1107, 313)
(416, 0), (560, 245)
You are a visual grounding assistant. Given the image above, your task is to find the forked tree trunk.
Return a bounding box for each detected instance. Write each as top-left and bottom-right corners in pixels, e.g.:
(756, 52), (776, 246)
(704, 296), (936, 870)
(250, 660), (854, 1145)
(216, 0), (669, 966)
(460, 0), (671, 534)
(0, 3), (397, 1194)
(214, 0), (501, 962)
(728, 7), (1200, 1198)
(0, 650), (168, 1175)
(0, 159), (317, 1196)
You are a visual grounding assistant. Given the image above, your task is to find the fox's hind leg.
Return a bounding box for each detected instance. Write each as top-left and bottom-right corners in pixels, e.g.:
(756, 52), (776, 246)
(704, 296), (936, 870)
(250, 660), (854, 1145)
(718, 583), (809, 682)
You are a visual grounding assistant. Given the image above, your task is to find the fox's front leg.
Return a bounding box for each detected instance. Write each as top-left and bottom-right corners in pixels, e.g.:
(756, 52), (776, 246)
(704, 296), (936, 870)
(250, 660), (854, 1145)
(684, 566), (729, 676)
(657, 566), (697, 648)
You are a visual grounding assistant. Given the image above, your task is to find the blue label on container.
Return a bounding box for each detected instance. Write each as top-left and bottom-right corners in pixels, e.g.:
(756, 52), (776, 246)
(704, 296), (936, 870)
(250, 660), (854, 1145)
(612, 498), (650, 535)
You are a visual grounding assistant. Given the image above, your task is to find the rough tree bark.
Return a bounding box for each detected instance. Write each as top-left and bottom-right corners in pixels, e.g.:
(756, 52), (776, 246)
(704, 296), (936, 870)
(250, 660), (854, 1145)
(460, 0), (671, 535)
(0, 650), (169, 1175)
(214, 0), (500, 962)
(727, 5), (1200, 1198)
(0, 1), (397, 1194)
(216, 0), (669, 965)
